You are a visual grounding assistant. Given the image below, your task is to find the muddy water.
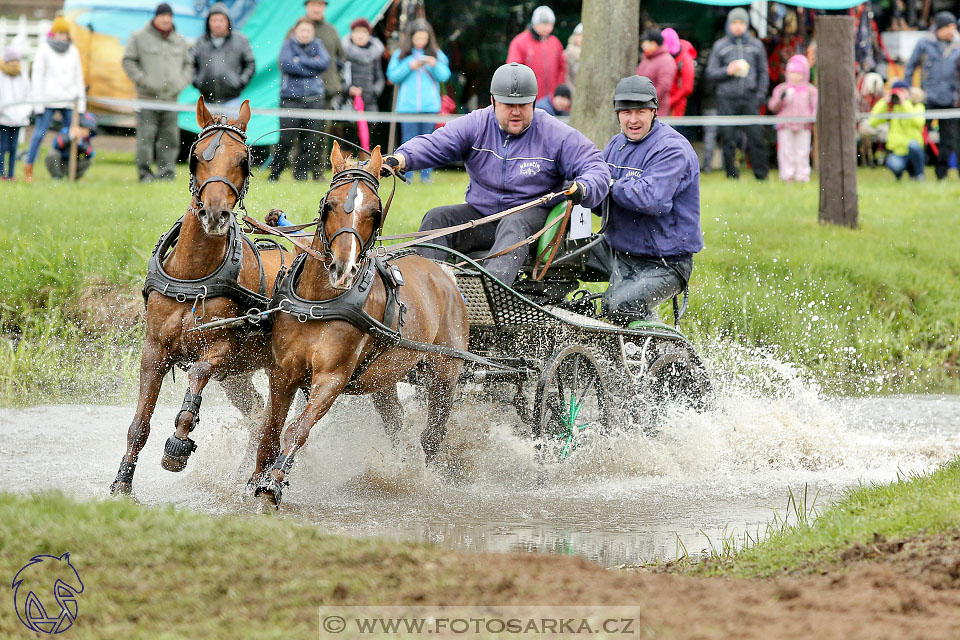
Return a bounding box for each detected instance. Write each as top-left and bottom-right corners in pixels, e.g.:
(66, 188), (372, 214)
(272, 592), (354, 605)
(2, 380), (959, 568)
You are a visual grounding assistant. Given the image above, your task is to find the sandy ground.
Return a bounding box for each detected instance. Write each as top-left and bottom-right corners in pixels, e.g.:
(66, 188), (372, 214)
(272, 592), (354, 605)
(370, 530), (960, 639)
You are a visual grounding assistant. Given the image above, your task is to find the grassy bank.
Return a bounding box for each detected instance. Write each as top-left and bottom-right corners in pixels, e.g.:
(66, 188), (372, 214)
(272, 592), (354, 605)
(1, 151), (958, 404)
(687, 456), (960, 578)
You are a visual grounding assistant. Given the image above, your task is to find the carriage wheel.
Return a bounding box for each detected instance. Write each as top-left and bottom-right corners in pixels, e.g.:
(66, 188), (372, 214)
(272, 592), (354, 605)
(533, 345), (609, 460)
(641, 342), (712, 413)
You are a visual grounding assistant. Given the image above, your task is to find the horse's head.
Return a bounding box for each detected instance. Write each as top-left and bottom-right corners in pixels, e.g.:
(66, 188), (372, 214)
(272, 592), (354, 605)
(319, 142), (383, 290)
(190, 96), (252, 236)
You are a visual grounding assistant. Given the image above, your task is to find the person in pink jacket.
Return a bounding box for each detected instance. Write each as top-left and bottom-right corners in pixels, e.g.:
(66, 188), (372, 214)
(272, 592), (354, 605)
(768, 54), (818, 182)
(635, 29), (675, 117)
(506, 6), (566, 100)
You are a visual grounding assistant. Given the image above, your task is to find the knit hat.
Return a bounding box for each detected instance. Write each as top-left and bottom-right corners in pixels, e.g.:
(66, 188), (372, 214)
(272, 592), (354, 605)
(727, 7), (750, 26)
(350, 18), (372, 32)
(892, 79), (911, 90)
(3, 45), (20, 62)
(78, 112), (98, 135)
(553, 84), (572, 100)
(154, 2), (173, 16)
(785, 54), (809, 77)
(208, 2), (229, 18)
(531, 6), (555, 25)
(661, 27), (681, 56)
(934, 11), (957, 30)
(573, 23), (583, 36)
(51, 16), (70, 34)
(641, 28), (663, 47)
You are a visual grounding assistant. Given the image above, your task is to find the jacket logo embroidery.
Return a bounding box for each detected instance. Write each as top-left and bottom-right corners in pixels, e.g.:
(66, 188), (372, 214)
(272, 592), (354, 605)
(518, 160), (541, 176)
(625, 169), (643, 178)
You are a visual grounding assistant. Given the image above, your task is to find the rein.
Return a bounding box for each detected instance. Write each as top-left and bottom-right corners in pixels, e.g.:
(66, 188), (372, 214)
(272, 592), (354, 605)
(188, 118), (251, 212)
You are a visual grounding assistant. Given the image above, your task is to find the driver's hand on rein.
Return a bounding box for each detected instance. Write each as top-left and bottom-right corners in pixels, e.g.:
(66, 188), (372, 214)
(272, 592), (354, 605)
(562, 180), (587, 205)
(380, 154), (405, 177)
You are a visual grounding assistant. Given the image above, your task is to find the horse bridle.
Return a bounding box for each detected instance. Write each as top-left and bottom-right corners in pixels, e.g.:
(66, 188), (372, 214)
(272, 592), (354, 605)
(317, 168), (387, 260)
(188, 118), (251, 212)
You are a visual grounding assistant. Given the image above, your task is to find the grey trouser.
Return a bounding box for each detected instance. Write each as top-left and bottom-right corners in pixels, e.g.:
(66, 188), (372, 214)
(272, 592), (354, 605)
(136, 108), (180, 180)
(45, 153), (92, 180)
(415, 202), (551, 285)
(583, 239), (692, 324)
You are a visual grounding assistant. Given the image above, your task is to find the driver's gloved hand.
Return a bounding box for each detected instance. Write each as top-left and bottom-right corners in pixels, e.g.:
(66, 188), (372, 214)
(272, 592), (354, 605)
(562, 179), (587, 205)
(380, 155), (404, 177)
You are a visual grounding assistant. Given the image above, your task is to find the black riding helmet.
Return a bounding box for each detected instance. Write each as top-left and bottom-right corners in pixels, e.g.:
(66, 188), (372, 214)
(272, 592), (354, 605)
(613, 75), (658, 111)
(490, 62), (538, 104)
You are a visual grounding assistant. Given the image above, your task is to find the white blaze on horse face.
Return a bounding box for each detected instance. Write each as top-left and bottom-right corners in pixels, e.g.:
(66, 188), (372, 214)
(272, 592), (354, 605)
(346, 188), (363, 269)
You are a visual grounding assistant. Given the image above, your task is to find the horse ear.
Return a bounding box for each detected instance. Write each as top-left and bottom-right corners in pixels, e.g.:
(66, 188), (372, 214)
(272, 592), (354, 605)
(236, 100), (251, 131)
(331, 141), (346, 174)
(196, 96), (213, 128)
(368, 146), (382, 179)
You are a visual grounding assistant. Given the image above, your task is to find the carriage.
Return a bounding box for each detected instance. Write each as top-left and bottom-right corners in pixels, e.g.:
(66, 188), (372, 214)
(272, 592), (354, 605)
(415, 230), (712, 459)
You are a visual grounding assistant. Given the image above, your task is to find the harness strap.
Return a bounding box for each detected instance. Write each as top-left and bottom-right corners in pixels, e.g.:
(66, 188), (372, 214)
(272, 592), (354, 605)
(460, 207), (567, 267)
(242, 214), (326, 261)
(532, 201), (573, 281)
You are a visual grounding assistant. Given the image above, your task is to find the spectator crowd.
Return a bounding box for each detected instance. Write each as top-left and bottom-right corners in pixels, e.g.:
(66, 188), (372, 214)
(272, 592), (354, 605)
(0, 1), (958, 184)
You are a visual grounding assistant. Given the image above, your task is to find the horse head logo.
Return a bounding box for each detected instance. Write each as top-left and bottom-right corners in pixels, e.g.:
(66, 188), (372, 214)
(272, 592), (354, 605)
(11, 553), (84, 634)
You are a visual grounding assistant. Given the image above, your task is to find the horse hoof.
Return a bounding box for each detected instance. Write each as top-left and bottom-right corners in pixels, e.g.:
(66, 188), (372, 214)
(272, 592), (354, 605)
(254, 492), (279, 514)
(161, 435), (197, 472)
(110, 480), (132, 495)
(253, 475), (284, 510)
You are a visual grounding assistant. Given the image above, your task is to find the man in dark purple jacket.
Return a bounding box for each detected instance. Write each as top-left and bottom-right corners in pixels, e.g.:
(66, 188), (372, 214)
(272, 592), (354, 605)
(381, 63), (610, 285)
(584, 75), (703, 326)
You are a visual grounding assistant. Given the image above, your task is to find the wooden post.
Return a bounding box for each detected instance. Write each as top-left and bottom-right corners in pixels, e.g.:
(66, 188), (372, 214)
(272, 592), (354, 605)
(68, 99), (80, 182)
(570, 0), (640, 147)
(816, 15), (858, 228)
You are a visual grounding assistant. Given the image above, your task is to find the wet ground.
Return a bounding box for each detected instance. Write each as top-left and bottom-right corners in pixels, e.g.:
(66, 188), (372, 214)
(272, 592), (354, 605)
(2, 371), (959, 568)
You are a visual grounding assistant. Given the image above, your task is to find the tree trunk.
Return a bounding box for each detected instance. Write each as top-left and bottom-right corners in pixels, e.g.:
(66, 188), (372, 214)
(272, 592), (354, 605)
(816, 15), (859, 228)
(570, 0), (640, 147)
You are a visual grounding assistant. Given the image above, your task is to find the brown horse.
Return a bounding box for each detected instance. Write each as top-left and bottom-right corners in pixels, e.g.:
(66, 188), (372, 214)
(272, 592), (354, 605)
(110, 97), (288, 495)
(251, 143), (469, 508)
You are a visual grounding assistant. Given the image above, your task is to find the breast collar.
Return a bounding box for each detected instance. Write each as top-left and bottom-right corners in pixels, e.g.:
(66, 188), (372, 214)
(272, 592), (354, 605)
(143, 215), (269, 315)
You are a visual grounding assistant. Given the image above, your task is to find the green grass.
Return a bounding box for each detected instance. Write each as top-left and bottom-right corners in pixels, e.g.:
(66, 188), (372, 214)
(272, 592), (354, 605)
(1, 150), (958, 404)
(687, 457), (960, 578)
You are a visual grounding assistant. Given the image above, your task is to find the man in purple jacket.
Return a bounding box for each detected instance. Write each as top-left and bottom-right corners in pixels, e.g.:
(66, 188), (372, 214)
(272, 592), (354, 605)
(381, 62), (610, 285)
(584, 75), (703, 325)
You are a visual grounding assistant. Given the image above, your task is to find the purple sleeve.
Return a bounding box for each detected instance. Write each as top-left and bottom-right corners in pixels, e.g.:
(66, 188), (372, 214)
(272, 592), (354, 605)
(557, 129), (611, 208)
(395, 111), (478, 171)
(612, 146), (687, 216)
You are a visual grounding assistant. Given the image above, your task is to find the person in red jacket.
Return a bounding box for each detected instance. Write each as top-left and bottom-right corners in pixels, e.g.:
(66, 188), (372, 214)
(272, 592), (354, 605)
(662, 27), (696, 117)
(635, 28), (675, 116)
(506, 5), (565, 100)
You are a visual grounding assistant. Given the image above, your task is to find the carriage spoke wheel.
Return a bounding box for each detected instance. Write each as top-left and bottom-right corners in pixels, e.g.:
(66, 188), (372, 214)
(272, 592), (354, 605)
(534, 345), (609, 461)
(640, 342), (712, 414)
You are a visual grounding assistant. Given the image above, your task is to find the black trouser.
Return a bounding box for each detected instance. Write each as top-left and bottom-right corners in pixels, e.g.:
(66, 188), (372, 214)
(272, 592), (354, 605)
(717, 94), (768, 180)
(931, 105), (959, 179)
(271, 96), (323, 181)
(45, 153), (92, 180)
(582, 238), (692, 325)
(415, 202), (551, 285)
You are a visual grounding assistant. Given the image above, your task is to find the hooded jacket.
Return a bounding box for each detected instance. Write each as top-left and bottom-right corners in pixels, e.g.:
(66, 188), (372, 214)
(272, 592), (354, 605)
(191, 5), (256, 104)
(279, 36), (330, 100)
(0, 61), (32, 126)
(386, 48), (450, 113)
(904, 32), (960, 106)
(768, 56), (817, 131)
(31, 37), (86, 112)
(342, 34), (385, 106)
(506, 28), (566, 99)
(705, 17), (769, 102)
(600, 121), (703, 258)
(122, 19), (191, 100)
(669, 39), (697, 117)
(636, 45), (676, 116)
(395, 105), (610, 216)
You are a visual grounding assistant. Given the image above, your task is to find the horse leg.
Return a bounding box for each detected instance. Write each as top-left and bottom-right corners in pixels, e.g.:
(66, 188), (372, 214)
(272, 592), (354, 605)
(250, 367), (299, 489)
(160, 342), (231, 472)
(254, 373), (348, 509)
(110, 341), (171, 494)
(220, 372), (265, 418)
(372, 386), (403, 446)
(420, 357), (462, 465)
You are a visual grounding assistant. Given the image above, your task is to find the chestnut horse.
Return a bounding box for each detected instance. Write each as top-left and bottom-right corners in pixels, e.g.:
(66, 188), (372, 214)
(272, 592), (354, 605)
(110, 97), (288, 494)
(251, 143), (469, 508)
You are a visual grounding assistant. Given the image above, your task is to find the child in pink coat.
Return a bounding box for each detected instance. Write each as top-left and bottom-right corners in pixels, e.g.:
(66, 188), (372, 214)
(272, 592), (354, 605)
(768, 54), (818, 182)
